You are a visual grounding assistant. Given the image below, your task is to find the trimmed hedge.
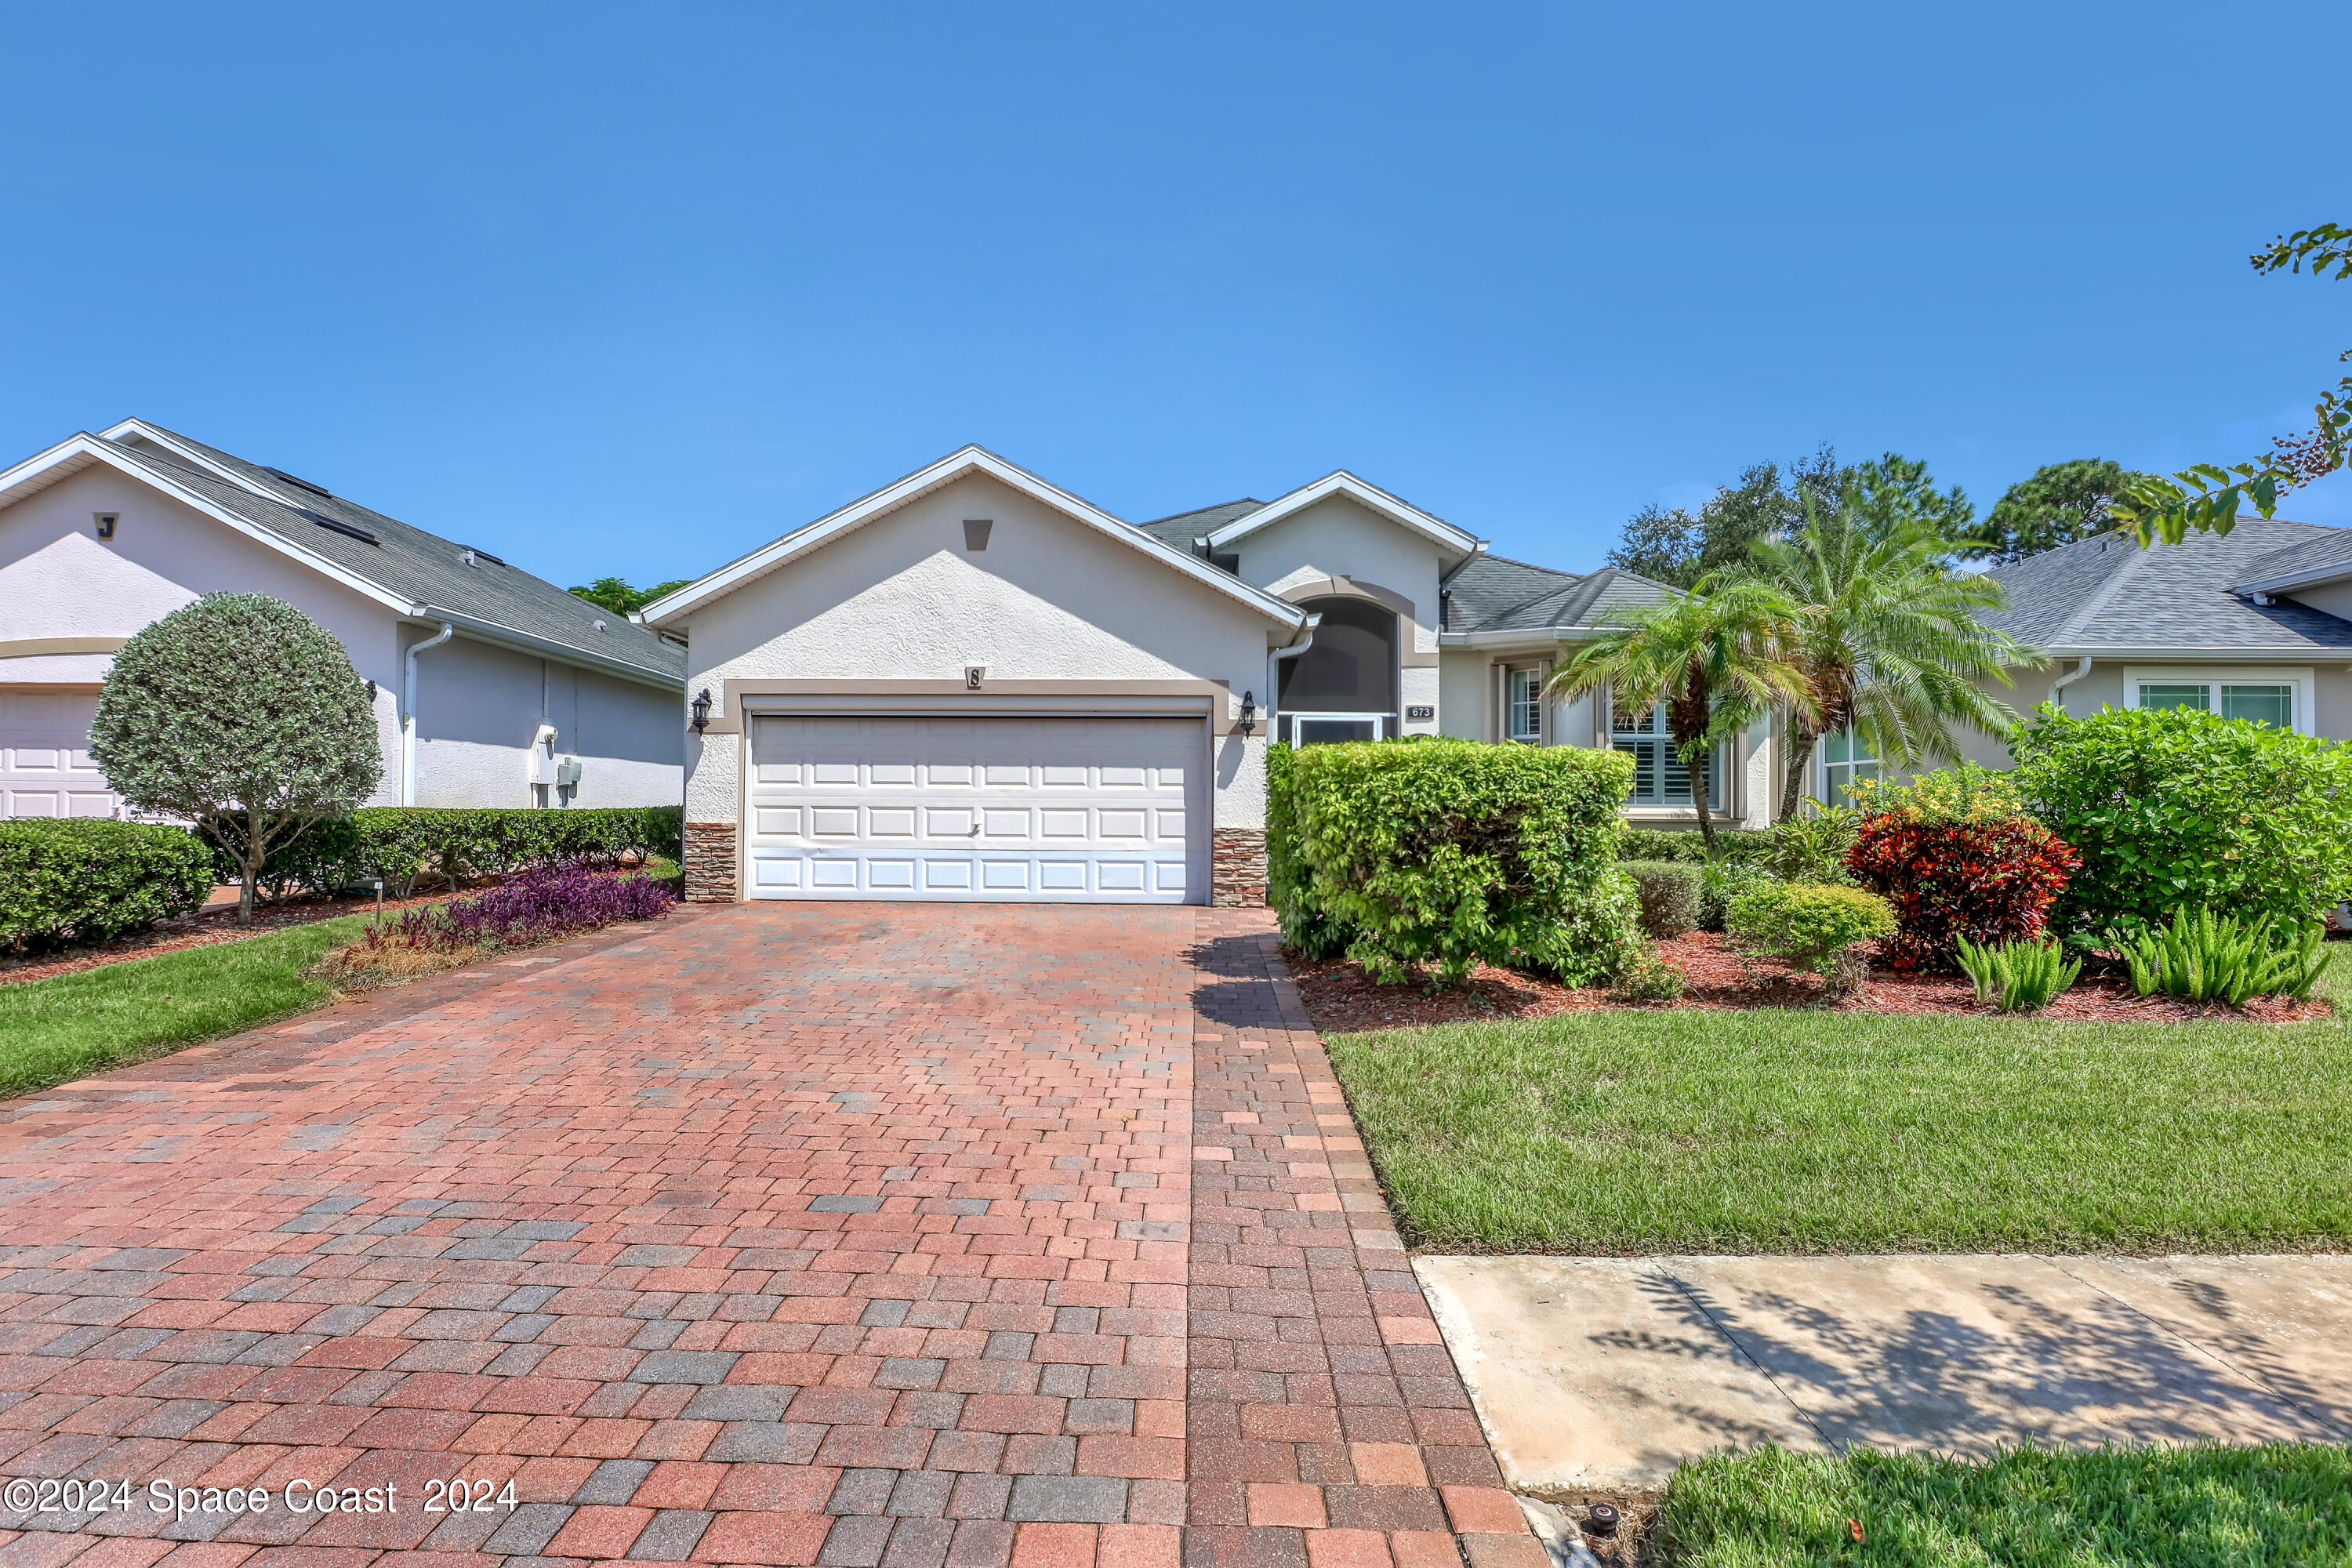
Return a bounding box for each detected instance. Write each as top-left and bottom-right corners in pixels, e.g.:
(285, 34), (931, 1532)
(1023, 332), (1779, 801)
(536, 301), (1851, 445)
(2012, 704), (2352, 938)
(1727, 880), (1896, 992)
(227, 806), (684, 899)
(1617, 826), (1775, 864)
(1623, 859), (1700, 938)
(1273, 737), (1641, 985)
(1, 820), (216, 952)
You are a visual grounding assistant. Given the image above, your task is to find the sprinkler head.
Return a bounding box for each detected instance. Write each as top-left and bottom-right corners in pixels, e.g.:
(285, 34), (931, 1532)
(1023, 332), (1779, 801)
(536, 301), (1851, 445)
(1584, 1502), (1620, 1538)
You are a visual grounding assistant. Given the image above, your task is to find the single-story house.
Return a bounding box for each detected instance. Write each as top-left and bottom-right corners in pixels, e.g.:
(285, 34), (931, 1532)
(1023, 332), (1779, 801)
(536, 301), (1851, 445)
(641, 444), (1774, 908)
(0, 419), (684, 818)
(1943, 517), (2352, 771)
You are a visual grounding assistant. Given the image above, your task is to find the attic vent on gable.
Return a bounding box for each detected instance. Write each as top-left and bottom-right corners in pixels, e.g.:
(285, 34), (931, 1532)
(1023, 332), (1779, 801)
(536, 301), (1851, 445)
(964, 519), (993, 551)
(263, 466), (333, 499)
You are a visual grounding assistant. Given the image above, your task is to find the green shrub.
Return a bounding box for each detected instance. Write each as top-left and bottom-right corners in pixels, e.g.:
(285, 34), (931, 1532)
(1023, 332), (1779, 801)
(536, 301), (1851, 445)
(1265, 742), (1352, 958)
(2115, 907), (2332, 1006)
(1844, 760), (2030, 825)
(1953, 935), (2082, 1012)
(1283, 738), (1640, 985)
(89, 593), (381, 922)
(1623, 859), (1701, 938)
(1763, 804), (1858, 884)
(0, 820), (216, 952)
(1617, 826), (1775, 864)
(225, 806), (687, 899)
(1727, 880), (1896, 995)
(1606, 944), (1687, 1004)
(1699, 859), (1774, 931)
(2012, 704), (2352, 940)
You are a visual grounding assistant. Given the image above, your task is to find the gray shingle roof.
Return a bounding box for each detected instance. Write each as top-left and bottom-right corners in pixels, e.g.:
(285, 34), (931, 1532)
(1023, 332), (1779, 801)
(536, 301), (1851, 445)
(1442, 554), (1675, 633)
(106, 424), (683, 684)
(1982, 517), (2352, 651)
(1132, 499), (1264, 552)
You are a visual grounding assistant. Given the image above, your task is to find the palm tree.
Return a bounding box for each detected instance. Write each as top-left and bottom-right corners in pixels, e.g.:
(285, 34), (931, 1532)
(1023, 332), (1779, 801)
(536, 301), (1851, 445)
(1746, 497), (2033, 823)
(1546, 578), (1813, 856)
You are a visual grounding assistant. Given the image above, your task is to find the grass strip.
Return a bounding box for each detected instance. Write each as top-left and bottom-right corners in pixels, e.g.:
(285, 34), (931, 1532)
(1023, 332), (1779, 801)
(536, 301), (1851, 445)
(1, 913), (377, 1098)
(1653, 1442), (2352, 1566)
(1327, 962), (2352, 1253)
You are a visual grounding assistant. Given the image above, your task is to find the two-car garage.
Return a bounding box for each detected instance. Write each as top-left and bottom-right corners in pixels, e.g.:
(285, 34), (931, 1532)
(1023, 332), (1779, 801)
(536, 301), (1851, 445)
(741, 712), (1206, 903)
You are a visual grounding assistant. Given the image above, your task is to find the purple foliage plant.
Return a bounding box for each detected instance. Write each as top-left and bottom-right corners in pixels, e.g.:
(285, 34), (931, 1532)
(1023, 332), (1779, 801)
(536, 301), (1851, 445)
(362, 862), (673, 954)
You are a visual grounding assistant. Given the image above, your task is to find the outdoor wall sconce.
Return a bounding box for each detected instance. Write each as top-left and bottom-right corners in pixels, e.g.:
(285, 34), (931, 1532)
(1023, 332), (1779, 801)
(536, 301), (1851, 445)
(1236, 691), (1257, 736)
(690, 688), (712, 733)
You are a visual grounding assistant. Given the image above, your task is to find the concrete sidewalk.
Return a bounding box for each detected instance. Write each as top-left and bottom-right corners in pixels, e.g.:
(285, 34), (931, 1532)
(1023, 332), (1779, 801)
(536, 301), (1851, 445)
(1416, 1254), (2352, 1492)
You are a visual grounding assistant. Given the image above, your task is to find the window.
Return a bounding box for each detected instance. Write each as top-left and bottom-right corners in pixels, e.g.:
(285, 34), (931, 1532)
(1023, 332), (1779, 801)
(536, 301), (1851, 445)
(1819, 727), (1879, 805)
(2124, 669), (2307, 732)
(1506, 667), (1544, 742)
(1612, 701), (1726, 811)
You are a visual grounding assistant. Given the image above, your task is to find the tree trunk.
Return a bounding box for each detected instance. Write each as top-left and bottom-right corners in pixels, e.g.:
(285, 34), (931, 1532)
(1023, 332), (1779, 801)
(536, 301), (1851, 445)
(1777, 726), (1820, 824)
(1691, 745), (1720, 858)
(239, 839), (260, 925)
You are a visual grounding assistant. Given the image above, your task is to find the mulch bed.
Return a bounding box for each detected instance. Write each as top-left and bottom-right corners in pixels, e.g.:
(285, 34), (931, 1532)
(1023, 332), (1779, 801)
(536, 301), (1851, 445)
(1290, 928), (2336, 1033)
(0, 862), (665, 987)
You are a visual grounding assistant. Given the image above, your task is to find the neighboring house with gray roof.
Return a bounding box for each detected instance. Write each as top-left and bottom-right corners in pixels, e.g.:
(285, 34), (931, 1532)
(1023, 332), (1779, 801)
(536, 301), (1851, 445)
(1930, 517), (2352, 775)
(0, 419), (683, 819)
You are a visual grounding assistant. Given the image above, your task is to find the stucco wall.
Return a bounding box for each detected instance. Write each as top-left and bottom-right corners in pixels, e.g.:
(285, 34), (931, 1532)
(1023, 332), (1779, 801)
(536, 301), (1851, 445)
(408, 631), (681, 808)
(1436, 649), (1495, 741)
(1, 463), (678, 813)
(1238, 495), (1446, 654)
(679, 471), (1283, 829)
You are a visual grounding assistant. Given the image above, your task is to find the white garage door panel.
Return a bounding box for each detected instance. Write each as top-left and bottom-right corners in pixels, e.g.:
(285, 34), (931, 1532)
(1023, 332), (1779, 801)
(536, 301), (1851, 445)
(745, 715), (1203, 903)
(1, 691), (119, 820)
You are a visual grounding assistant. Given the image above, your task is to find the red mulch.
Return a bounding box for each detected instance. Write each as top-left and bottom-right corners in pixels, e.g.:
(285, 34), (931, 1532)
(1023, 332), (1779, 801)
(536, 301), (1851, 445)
(1290, 928), (2336, 1033)
(0, 863), (664, 986)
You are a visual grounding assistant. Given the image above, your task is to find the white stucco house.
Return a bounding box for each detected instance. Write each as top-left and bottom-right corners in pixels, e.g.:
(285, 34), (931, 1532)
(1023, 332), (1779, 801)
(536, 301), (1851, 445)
(641, 444), (1744, 907)
(0, 420), (683, 818)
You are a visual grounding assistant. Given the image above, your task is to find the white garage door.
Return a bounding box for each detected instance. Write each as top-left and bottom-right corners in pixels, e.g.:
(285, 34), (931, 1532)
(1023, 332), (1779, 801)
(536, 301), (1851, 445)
(744, 714), (1203, 902)
(1, 691), (118, 819)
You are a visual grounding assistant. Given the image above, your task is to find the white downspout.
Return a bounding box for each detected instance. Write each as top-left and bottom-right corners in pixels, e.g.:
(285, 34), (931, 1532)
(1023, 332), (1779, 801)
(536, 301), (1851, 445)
(401, 621), (455, 807)
(1266, 614), (1320, 746)
(2048, 655), (2093, 714)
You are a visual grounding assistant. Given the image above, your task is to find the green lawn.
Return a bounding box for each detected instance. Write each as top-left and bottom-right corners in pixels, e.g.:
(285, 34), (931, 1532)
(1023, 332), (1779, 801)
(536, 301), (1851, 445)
(1652, 1443), (2352, 1566)
(1326, 959), (2352, 1254)
(0, 913), (376, 1098)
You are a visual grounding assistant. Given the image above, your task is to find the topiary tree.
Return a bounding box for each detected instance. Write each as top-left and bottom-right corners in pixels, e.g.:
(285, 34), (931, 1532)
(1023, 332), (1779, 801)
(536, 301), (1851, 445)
(89, 593), (383, 924)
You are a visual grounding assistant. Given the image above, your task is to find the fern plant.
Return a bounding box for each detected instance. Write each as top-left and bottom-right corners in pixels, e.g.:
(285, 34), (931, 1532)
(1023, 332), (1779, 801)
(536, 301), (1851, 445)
(2112, 908), (2332, 1006)
(1952, 935), (2081, 1013)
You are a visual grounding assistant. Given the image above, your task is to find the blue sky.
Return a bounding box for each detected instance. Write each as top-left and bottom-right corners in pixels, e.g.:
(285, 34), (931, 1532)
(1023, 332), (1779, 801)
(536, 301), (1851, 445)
(5, 2), (2348, 588)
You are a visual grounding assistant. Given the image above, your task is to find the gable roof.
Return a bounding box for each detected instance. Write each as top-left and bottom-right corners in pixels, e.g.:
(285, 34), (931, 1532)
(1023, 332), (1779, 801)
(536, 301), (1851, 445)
(1202, 471), (1483, 562)
(1133, 499), (1264, 553)
(1982, 517), (2352, 653)
(641, 446), (1306, 630)
(0, 421), (683, 687)
(1441, 554), (1676, 634)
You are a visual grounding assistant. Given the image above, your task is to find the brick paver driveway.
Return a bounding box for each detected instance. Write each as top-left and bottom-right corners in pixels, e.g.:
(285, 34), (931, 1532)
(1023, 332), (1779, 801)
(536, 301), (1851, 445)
(0, 908), (1539, 1568)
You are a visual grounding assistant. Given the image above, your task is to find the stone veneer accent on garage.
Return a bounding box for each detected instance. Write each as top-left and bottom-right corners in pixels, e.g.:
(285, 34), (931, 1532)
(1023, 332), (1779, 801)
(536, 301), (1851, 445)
(683, 820), (739, 903)
(1211, 827), (1268, 908)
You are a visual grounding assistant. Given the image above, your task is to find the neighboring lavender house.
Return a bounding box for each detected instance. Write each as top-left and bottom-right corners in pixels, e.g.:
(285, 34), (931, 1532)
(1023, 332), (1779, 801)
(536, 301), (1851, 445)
(1937, 517), (2352, 778)
(0, 420), (683, 818)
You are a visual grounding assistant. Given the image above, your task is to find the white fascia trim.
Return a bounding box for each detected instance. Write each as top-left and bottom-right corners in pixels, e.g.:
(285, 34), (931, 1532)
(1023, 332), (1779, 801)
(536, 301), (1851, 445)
(1203, 470), (1483, 559)
(409, 604), (684, 692)
(641, 445), (1307, 631)
(97, 419), (276, 498)
(2233, 561), (2352, 596)
(0, 434), (416, 618)
(1438, 626), (1614, 648)
(2039, 644), (2352, 659)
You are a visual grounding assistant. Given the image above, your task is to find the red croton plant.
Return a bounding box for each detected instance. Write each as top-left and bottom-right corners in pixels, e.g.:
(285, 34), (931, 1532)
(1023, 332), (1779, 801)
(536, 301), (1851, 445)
(1841, 765), (2082, 972)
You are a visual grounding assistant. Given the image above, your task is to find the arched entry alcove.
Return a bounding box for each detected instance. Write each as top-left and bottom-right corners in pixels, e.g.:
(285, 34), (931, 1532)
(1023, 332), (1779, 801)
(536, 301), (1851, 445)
(1278, 594), (1398, 743)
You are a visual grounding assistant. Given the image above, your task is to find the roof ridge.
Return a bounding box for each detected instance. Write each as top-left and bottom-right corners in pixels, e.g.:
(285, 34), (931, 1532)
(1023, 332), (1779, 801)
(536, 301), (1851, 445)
(1138, 498), (1265, 530)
